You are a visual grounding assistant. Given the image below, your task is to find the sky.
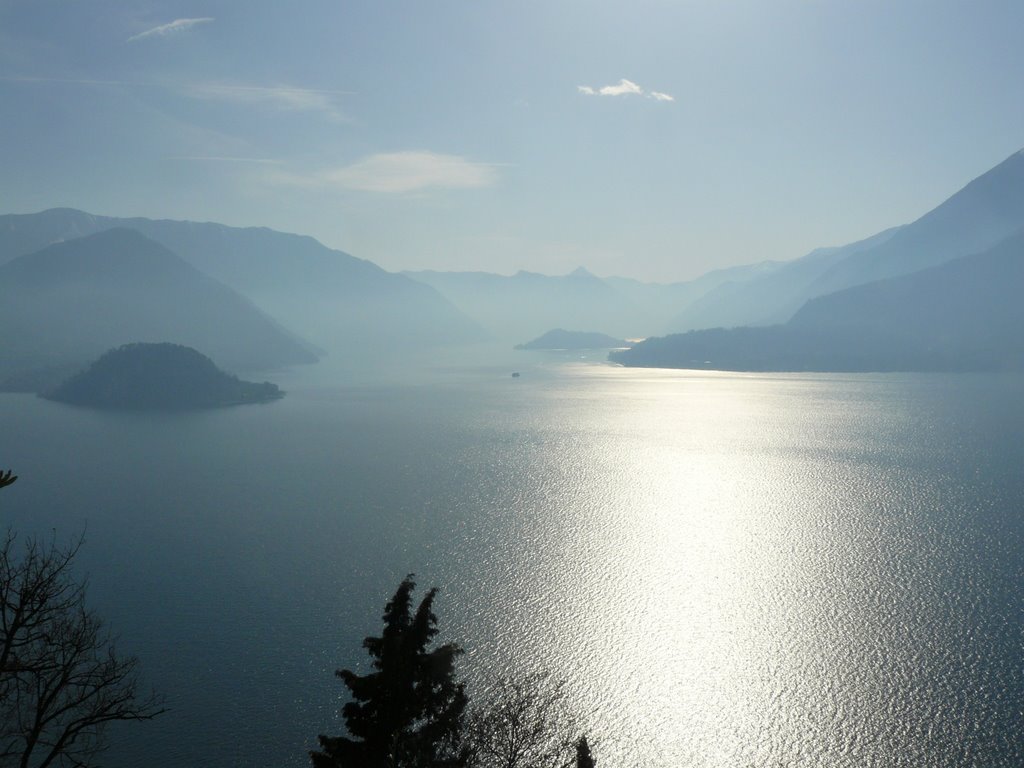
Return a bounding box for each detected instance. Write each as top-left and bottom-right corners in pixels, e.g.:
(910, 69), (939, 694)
(2, 0), (1024, 282)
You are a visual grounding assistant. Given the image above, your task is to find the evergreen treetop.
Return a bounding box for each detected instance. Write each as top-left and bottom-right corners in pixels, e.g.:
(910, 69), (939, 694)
(312, 575), (468, 768)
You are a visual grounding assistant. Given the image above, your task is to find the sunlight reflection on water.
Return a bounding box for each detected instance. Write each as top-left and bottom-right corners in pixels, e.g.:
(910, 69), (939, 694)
(438, 366), (1023, 766)
(0, 362), (1021, 767)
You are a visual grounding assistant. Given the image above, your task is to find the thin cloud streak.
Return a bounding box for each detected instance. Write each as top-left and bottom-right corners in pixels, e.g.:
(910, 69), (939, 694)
(578, 78), (674, 102)
(169, 156), (283, 164)
(184, 82), (353, 120)
(325, 152), (499, 193)
(1, 76), (352, 121)
(2, 76), (353, 114)
(270, 151), (501, 194)
(128, 18), (214, 42)
(0, 76), (132, 86)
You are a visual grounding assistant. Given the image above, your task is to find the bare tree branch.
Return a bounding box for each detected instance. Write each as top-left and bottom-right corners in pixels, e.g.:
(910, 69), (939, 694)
(464, 675), (586, 768)
(1, 531), (165, 768)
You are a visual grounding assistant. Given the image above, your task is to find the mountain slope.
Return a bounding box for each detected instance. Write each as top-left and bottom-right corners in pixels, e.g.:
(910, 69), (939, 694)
(515, 329), (628, 350)
(406, 262), (780, 341)
(789, 228), (1024, 367)
(667, 227), (903, 331)
(605, 259), (783, 334)
(668, 149), (1024, 332)
(0, 209), (484, 350)
(0, 228), (318, 383)
(406, 267), (642, 341)
(613, 229), (1024, 372)
(805, 150), (1024, 297)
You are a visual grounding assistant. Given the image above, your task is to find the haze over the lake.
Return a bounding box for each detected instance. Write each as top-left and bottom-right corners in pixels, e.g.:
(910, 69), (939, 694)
(3, 1), (1024, 281)
(3, 3), (1024, 768)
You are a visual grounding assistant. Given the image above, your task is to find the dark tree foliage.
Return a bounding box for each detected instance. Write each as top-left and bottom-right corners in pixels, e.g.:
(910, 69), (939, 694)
(45, 343), (282, 410)
(575, 736), (595, 768)
(312, 575), (468, 768)
(0, 470), (16, 489)
(1, 473), (165, 767)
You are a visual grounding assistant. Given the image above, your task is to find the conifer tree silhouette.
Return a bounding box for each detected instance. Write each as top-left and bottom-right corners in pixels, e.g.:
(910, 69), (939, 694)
(312, 575), (468, 768)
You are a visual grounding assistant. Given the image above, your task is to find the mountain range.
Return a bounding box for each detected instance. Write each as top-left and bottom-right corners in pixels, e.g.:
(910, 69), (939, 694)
(409, 149), (1024, 370)
(0, 208), (484, 351)
(613, 225), (1024, 372)
(405, 261), (779, 342)
(0, 228), (317, 387)
(2, 149), (1023, 377)
(668, 150), (1024, 332)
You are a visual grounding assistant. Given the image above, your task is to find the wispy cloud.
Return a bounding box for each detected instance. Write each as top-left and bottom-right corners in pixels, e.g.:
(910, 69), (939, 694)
(599, 78), (644, 96)
(325, 152), (500, 193)
(169, 156), (283, 165)
(578, 78), (674, 102)
(272, 151), (501, 194)
(184, 82), (353, 120)
(0, 76), (131, 86)
(2, 76), (352, 120)
(128, 17), (214, 42)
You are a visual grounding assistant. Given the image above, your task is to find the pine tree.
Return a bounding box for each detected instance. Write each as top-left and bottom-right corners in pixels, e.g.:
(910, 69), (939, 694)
(312, 575), (468, 768)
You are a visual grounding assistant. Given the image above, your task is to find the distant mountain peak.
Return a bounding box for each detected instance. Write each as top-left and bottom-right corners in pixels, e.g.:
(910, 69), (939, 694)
(567, 266), (595, 278)
(0, 227), (319, 377)
(0, 208), (486, 352)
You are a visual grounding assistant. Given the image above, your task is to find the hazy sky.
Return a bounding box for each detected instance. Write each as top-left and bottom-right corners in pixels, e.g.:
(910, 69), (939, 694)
(2, 1), (1024, 281)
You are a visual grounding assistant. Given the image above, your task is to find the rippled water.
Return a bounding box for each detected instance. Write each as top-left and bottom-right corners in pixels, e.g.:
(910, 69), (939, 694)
(1, 356), (1022, 767)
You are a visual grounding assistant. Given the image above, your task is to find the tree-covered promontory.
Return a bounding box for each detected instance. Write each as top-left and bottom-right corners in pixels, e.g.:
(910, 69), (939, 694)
(44, 342), (283, 410)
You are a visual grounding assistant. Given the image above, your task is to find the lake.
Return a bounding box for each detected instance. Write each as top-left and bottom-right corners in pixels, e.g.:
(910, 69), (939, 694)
(1, 350), (1022, 767)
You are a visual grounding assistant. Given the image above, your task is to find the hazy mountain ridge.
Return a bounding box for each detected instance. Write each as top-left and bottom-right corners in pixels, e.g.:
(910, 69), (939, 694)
(606, 259), (784, 333)
(613, 227), (1024, 372)
(4, 150), (1023, 370)
(668, 150), (1024, 332)
(0, 209), (485, 351)
(804, 150), (1024, 297)
(405, 261), (778, 342)
(790, 227), (1024, 365)
(0, 228), (318, 384)
(515, 329), (629, 351)
(667, 226), (904, 331)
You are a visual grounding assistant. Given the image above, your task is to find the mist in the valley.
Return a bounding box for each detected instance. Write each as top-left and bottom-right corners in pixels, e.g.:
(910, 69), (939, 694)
(3, 147), (1024, 768)
(4, 3), (1024, 767)
(3, 149), (1024, 399)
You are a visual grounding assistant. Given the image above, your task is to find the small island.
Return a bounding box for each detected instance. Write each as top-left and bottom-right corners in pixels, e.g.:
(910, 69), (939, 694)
(44, 343), (284, 410)
(515, 328), (629, 351)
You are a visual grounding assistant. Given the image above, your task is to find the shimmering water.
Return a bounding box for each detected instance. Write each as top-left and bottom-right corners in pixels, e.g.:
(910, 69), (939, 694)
(1, 356), (1022, 767)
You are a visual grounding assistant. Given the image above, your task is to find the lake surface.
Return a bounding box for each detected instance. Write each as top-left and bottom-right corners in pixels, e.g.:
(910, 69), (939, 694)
(1, 351), (1022, 767)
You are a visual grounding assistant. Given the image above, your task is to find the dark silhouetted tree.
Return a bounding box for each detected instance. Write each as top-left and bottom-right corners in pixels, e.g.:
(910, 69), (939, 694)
(575, 736), (594, 768)
(1, 472), (165, 767)
(312, 575), (468, 768)
(0, 469), (16, 489)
